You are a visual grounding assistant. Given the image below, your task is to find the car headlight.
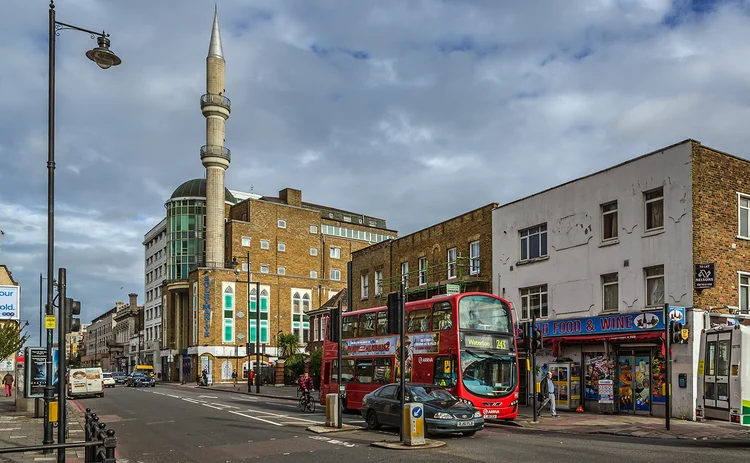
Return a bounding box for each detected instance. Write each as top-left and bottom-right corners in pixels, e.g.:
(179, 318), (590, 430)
(434, 412), (453, 419)
(473, 411), (482, 418)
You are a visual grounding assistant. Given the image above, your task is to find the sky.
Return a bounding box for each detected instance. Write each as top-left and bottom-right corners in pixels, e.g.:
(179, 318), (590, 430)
(2, 0), (750, 346)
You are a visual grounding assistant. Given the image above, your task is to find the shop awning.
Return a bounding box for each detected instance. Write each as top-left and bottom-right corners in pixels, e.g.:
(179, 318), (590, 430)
(547, 331), (665, 356)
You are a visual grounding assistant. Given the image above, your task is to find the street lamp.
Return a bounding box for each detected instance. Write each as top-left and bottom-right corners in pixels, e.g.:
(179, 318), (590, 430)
(44, 0), (121, 456)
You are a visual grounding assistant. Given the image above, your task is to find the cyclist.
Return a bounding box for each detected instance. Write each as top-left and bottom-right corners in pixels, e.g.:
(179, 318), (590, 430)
(299, 372), (314, 405)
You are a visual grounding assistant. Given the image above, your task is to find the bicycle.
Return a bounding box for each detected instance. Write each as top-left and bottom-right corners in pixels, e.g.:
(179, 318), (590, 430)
(298, 390), (316, 413)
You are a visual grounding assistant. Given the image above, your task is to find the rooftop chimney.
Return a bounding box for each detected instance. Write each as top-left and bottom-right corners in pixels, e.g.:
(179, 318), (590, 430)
(128, 293), (138, 310)
(279, 188), (302, 207)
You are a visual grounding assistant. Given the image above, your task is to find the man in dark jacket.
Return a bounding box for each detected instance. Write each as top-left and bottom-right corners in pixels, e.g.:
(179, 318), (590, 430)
(537, 371), (559, 417)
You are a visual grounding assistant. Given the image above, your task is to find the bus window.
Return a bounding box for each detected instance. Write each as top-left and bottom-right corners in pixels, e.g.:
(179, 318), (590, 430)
(355, 359), (373, 383)
(376, 311), (388, 335)
(434, 356), (457, 387)
(373, 358), (392, 383)
(331, 359), (355, 383)
(408, 309), (431, 333)
(360, 312), (376, 337)
(342, 315), (358, 339)
(458, 295), (512, 333)
(432, 302), (452, 331)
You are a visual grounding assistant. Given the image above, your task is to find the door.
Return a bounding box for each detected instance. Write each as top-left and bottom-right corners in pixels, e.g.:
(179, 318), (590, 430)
(704, 332), (731, 410)
(618, 350), (652, 413)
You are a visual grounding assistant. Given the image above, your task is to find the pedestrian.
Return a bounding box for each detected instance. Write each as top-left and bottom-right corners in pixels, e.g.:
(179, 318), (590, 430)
(232, 369), (238, 386)
(196, 372), (201, 386)
(3, 372), (14, 397)
(537, 371), (559, 417)
(202, 369), (208, 387)
(249, 369), (254, 387)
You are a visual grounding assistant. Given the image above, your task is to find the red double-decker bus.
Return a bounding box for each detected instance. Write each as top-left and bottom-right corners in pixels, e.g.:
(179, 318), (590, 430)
(319, 292), (519, 420)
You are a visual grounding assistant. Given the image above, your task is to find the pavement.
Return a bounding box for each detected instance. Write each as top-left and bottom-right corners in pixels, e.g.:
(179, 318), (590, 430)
(0, 394), (87, 463)
(186, 381), (750, 442)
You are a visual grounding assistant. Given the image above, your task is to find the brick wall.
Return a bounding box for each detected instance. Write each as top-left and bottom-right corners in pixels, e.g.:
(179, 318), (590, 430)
(692, 143), (750, 310)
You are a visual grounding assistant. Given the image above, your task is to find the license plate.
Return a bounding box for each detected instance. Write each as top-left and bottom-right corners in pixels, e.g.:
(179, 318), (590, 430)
(456, 420), (474, 427)
(484, 414), (497, 419)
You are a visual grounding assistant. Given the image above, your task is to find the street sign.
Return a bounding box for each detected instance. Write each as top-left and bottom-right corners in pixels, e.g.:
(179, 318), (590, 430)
(45, 315), (56, 330)
(681, 328), (689, 341)
(668, 307), (685, 324)
(446, 284), (460, 295)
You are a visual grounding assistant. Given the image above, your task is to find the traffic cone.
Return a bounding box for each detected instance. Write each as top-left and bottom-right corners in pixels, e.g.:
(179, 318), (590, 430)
(576, 405), (584, 413)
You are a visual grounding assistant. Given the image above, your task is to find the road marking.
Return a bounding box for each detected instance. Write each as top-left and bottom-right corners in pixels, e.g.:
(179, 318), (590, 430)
(210, 403), (238, 408)
(166, 394), (180, 398)
(146, 420), (175, 425)
(198, 395), (218, 399)
(182, 398), (203, 404)
(9, 435), (27, 438)
(239, 408), (321, 424)
(202, 403), (225, 410)
(309, 435), (357, 448)
(228, 410), (283, 426)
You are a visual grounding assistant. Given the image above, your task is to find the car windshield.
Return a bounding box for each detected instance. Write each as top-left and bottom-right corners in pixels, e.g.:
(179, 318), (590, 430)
(460, 350), (516, 398)
(408, 386), (457, 403)
(103, 373), (112, 378)
(458, 295), (512, 333)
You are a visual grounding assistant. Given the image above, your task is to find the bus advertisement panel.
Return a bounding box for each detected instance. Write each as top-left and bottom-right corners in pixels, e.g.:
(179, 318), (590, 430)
(320, 292), (519, 420)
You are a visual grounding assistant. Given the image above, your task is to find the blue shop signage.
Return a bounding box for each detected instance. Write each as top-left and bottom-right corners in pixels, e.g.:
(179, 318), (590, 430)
(518, 310), (664, 338)
(203, 276), (211, 338)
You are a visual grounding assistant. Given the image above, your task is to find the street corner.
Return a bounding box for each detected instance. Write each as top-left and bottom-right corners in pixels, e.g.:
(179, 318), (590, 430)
(307, 424), (366, 434)
(370, 438), (447, 450)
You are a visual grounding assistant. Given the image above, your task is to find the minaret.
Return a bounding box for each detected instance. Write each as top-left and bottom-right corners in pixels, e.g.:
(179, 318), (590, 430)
(201, 5), (231, 268)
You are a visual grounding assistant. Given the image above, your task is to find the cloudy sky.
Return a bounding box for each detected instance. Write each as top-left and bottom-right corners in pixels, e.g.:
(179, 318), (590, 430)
(2, 0), (749, 345)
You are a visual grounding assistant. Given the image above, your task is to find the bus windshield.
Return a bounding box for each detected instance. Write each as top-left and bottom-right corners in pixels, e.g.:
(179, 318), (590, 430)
(460, 350), (516, 398)
(458, 295), (512, 333)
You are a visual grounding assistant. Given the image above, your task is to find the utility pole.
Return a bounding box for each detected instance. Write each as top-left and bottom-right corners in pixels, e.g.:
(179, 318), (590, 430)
(664, 303), (671, 431)
(398, 281), (406, 442)
(336, 298), (343, 429)
(531, 312), (537, 424)
(56, 268), (67, 463)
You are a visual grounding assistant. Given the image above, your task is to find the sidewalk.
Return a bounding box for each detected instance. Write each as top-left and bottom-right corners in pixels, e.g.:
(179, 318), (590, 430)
(0, 395), (86, 463)
(509, 405), (750, 441)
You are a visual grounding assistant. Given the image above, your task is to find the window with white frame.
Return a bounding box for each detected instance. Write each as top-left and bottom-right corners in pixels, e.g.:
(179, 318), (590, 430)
(223, 285), (234, 343)
(310, 225), (318, 234)
(248, 287), (270, 344)
(278, 266), (286, 275)
(260, 264), (269, 274)
(375, 270), (383, 296)
(401, 262), (409, 289)
(291, 290), (311, 343)
(241, 262), (249, 272)
(278, 219), (286, 229)
(469, 241), (480, 275)
(313, 317), (319, 341)
(644, 188), (664, 231)
(447, 248), (457, 279)
(278, 242), (286, 252)
(740, 274), (750, 314)
(310, 270), (318, 279)
(330, 247), (341, 259)
(739, 194), (750, 239)
(330, 269), (341, 281)
(602, 201), (618, 241)
(645, 265), (664, 306)
(260, 240), (270, 250)
(602, 273), (618, 312)
(361, 274), (369, 299)
(310, 247), (318, 256)
(418, 257), (427, 285)
(520, 284), (548, 320)
(520, 224), (547, 261)
(241, 236), (251, 247)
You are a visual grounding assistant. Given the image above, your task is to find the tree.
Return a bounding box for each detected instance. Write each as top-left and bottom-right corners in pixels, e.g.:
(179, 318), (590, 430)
(277, 333), (300, 359)
(68, 353), (82, 369)
(0, 322), (29, 362)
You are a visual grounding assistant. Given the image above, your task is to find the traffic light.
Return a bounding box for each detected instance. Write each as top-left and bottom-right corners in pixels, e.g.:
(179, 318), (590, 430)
(64, 297), (81, 334)
(518, 322), (530, 353)
(670, 321), (684, 345)
(531, 325), (543, 353)
(386, 292), (401, 334)
(329, 307), (340, 342)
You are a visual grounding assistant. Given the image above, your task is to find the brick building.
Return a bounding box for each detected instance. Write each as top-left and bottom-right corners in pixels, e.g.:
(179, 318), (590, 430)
(350, 203), (497, 311)
(491, 138), (750, 418)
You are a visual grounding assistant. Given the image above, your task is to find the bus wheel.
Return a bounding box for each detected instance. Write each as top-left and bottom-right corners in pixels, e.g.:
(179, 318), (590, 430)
(366, 410), (381, 430)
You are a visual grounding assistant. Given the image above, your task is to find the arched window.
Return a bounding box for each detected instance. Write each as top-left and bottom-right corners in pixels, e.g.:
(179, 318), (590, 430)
(292, 292), (302, 340)
(223, 286), (234, 343)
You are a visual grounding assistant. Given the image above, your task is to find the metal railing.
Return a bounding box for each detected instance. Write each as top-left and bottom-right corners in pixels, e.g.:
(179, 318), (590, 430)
(200, 144), (231, 162)
(200, 93), (231, 111)
(0, 408), (117, 462)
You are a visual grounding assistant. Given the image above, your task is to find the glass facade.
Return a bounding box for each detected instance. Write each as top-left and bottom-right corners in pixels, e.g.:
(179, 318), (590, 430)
(167, 199), (206, 280)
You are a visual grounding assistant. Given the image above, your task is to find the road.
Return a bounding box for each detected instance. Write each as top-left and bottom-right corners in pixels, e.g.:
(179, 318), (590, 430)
(73, 384), (750, 463)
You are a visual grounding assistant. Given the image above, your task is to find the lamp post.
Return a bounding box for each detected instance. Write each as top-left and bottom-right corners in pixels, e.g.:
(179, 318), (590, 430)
(233, 253), (261, 393)
(44, 2), (121, 456)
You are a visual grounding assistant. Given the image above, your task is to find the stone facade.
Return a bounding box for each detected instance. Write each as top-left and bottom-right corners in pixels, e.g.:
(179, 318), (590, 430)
(350, 203), (497, 311)
(692, 143), (750, 312)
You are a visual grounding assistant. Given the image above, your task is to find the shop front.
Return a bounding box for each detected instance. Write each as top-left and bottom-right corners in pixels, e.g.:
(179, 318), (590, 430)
(532, 310), (668, 415)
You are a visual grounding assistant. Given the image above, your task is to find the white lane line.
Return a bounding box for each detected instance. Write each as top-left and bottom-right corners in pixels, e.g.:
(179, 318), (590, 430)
(166, 394), (180, 398)
(211, 403), (238, 408)
(239, 408), (321, 424)
(202, 403), (225, 410)
(228, 410), (283, 426)
(146, 420), (176, 425)
(198, 395), (218, 399)
(182, 398), (202, 404)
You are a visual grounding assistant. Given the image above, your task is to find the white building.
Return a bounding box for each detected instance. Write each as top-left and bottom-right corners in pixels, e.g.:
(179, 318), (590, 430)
(142, 218), (166, 378)
(492, 140), (704, 419)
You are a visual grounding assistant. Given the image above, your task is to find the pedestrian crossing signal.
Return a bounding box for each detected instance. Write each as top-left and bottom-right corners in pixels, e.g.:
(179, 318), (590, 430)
(670, 321), (684, 344)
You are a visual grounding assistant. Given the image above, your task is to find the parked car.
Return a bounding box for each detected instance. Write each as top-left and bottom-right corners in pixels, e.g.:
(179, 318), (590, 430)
(102, 372), (116, 388)
(126, 373), (155, 387)
(111, 372), (127, 384)
(361, 383), (484, 437)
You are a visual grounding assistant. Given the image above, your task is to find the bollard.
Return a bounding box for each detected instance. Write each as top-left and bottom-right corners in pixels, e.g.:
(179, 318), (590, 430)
(403, 403), (425, 446)
(102, 429), (117, 463)
(325, 393), (339, 427)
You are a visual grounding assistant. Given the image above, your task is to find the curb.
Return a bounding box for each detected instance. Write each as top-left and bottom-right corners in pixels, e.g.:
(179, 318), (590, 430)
(370, 439), (446, 450)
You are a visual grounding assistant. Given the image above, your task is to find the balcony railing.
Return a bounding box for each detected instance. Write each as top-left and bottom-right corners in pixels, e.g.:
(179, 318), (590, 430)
(200, 93), (231, 111)
(200, 145), (231, 162)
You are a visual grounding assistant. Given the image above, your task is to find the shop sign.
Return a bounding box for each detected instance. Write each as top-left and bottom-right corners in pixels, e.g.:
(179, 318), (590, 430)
(694, 263), (715, 289)
(203, 276), (211, 338)
(520, 310), (664, 338)
(341, 333), (439, 356)
(0, 285), (20, 320)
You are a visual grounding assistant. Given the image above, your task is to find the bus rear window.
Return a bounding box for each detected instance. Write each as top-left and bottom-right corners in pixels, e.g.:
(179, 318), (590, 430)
(458, 295), (512, 333)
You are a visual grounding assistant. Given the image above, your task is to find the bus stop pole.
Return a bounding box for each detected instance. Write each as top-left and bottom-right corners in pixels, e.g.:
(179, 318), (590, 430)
(531, 313), (537, 423)
(399, 282), (406, 442)
(337, 297), (343, 429)
(664, 303), (670, 431)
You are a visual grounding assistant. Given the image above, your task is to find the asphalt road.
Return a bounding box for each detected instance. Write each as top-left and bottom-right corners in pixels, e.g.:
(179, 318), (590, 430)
(73, 384), (750, 463)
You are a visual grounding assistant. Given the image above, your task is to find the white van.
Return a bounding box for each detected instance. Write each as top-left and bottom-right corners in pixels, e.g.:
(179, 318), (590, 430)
(67, 367), (104, 398)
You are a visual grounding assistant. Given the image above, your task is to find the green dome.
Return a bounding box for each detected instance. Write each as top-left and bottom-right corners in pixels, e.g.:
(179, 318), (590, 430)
(170, 178), (236, 203)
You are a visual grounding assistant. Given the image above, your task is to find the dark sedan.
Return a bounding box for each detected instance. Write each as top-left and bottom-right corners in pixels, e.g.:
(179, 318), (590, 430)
(111, 372), (127, 384)
(361, 383), (484, 437)
(126, 373), (155, 387)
